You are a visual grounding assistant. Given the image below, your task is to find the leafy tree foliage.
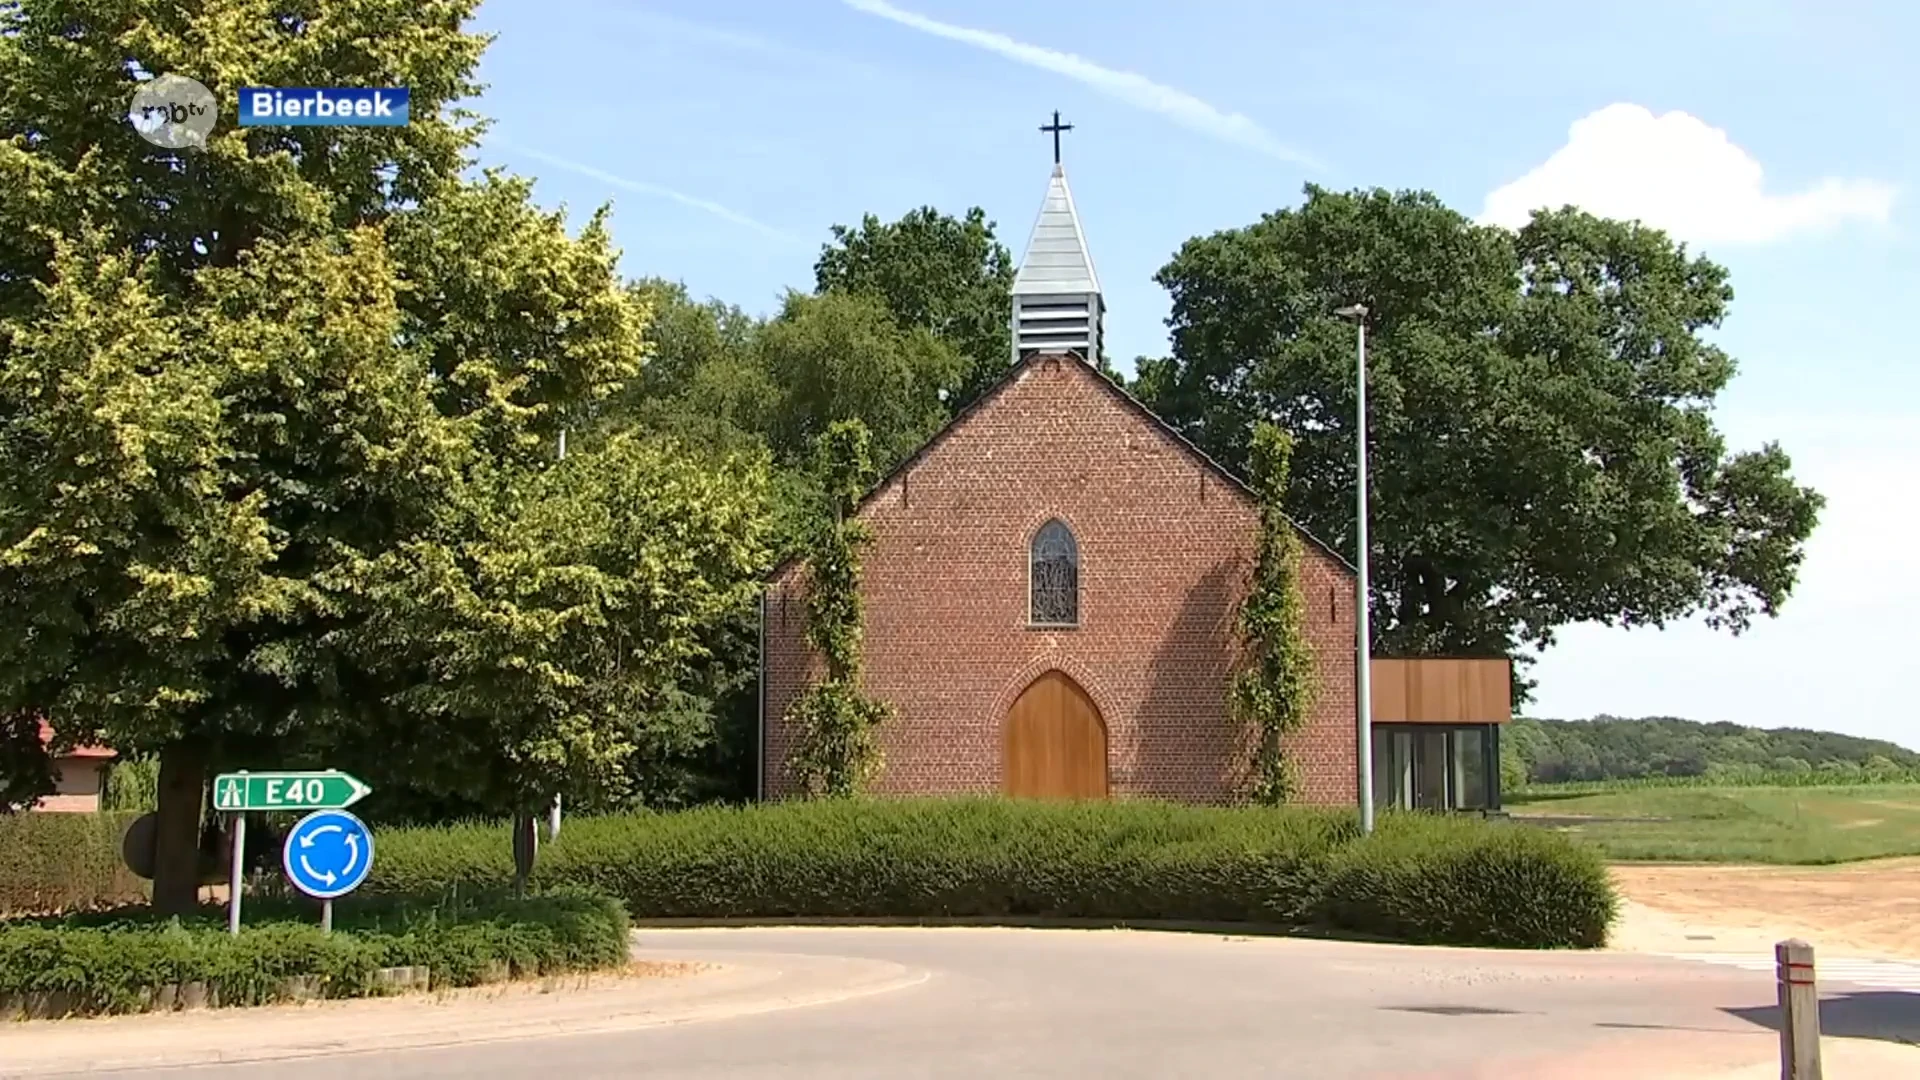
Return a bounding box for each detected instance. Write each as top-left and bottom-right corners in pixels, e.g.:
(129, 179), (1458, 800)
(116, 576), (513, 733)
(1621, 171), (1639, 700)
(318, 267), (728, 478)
(0, 0), (483, 313)
(322, 434), (771, 815)
(594, 279), (773, 454)
(0, 231), (449, 910)
(1505, 716), (1920, 785)
(815, 207), (1015, 406)
(759, 290), (963, 472)
(0, 1), (755, 912)
(0, 714), (53, 811)
(1231, 424), (1317, 803)
(607, 283), (958, 483)
(0, 0), (492, 911)
(1139, 186), (1824, 698)
(385, 173), (645, 461)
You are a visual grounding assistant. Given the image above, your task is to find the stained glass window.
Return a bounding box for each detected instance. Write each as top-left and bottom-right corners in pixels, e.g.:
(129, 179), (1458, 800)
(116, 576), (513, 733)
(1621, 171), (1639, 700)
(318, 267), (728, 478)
(1029, 519), (1079, 626)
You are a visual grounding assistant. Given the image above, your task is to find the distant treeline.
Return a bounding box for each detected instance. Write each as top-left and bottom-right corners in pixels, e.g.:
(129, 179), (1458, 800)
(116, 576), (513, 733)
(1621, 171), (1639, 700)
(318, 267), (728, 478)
(1502, 716), (1920, 788)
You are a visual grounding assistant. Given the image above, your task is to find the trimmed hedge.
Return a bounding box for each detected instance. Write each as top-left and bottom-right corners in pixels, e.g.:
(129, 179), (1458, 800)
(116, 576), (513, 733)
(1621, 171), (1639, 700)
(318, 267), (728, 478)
(372, 798), (1617, 948)
(1318, 813), (1615, 948)
(0, 812), (147, 915)
(0, 888), (630, 1016)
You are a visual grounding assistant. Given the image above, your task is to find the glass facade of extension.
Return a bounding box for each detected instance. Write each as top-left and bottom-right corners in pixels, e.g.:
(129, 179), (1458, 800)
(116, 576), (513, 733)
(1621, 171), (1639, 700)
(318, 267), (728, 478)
(1370, 724), (1501, 812)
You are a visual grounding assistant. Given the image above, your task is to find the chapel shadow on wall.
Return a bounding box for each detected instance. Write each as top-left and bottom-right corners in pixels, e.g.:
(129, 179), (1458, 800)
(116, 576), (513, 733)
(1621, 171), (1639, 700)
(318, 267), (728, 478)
(1133, 557), (1242, 802)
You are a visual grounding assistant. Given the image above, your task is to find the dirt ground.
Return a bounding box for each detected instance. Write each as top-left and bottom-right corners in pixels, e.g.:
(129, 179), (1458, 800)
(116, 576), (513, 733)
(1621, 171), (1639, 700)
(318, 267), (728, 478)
(1609, 857), (1920, 959)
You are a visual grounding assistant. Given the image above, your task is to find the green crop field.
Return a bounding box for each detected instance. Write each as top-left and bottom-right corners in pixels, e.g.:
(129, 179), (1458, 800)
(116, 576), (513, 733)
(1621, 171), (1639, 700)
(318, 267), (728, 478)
(1506, 782), (1920, 864)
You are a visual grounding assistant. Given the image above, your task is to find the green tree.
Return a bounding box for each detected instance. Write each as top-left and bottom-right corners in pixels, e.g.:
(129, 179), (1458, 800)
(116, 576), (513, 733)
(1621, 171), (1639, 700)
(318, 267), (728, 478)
(1231, 424), (1317, 803)
(0, 713), (53, 810)
(324, 434), (771, 818)
(0, 230), (444, 906)
(102, 755), (162, 813)
(814, 207), (1015, 406)
(592, 279), (772, 452)
(1862, 754), (1905, 782)
(0, 2), (658, 911)
(759, 290), (963, 471)
(1510, 716), (1919, 783)
(0, 1), (482, 313)
(1704, 761), (1765, 784)
(384, 172), (645, 462)
(1140, 186), (1825, 698)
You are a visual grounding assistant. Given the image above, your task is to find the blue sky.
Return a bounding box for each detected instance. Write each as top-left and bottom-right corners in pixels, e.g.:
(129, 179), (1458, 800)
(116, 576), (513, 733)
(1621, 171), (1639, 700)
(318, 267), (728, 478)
(473, 0), (1916, 747)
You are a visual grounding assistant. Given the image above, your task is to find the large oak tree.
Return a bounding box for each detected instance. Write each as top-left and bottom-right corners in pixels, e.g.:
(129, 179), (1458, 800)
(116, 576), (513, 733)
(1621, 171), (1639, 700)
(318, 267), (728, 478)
(1135, 186), (1824, 697)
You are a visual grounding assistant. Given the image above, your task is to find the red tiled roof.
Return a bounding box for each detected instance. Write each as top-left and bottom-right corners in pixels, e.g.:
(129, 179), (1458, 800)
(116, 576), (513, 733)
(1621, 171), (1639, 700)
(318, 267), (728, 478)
(37, 719), (116, 760)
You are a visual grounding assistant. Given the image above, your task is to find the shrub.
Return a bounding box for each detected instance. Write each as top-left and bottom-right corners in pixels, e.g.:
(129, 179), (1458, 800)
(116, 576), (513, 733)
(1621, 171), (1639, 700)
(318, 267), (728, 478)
(372, 798), (1612, 948)
(0, 888), (629, 1016)
(1316, 814), (1616, 948)
(101, 758), (161, 813)
(0, 811), (147, 914)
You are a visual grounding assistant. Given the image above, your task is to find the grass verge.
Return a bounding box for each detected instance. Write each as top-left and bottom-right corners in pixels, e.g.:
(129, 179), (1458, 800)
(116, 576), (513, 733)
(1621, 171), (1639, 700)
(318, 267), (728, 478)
(1506, 782), (1920, 863)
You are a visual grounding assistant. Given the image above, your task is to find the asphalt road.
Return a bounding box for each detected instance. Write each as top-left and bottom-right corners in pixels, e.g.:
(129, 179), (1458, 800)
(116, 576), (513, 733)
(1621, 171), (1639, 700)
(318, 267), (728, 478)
(42, 927), (1920, 1079)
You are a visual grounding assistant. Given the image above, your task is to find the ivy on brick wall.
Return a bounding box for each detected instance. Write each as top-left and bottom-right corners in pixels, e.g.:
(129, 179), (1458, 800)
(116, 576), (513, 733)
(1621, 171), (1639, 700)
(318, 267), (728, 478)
(788, 420), (894, 796)
(1232, 423), (1319, 804)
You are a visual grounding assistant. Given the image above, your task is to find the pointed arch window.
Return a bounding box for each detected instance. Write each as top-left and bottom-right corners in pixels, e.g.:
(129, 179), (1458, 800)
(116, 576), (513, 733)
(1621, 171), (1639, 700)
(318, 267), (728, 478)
(1029, 519), (1080, 627)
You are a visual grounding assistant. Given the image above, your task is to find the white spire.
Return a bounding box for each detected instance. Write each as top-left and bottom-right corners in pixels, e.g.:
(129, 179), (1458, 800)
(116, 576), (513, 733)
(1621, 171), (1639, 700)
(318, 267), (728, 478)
(1013, 163), (1100, 296)
(1011, 162), (1104, 362)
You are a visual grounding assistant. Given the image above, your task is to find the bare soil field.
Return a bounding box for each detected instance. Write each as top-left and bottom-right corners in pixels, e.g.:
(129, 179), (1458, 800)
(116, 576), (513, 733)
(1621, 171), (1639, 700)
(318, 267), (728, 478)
(1609, 857), (1920, 959)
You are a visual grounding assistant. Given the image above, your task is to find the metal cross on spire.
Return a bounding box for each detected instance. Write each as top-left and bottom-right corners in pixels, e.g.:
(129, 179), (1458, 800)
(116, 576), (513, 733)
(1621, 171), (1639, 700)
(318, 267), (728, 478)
(1040, 110), (1073, 165)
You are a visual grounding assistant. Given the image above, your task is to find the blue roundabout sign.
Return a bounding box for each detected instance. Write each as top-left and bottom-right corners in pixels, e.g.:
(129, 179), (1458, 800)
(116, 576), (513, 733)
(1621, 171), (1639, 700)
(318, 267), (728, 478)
(282, 809), (375, 900)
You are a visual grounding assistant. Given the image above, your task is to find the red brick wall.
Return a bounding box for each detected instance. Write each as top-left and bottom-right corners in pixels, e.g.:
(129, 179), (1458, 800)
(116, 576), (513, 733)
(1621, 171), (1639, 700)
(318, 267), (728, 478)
(762, 355), (1358, 805)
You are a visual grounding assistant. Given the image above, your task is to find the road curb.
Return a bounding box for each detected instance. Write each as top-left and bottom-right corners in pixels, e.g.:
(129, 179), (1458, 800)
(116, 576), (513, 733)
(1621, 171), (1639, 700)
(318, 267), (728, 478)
(0, 952), (928, 1077)
(630, 914), (1411, 943)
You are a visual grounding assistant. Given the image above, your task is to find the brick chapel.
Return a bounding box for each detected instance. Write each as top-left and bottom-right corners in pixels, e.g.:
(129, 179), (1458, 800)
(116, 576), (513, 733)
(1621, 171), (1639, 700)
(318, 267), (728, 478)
(758, 151), (1510, 810)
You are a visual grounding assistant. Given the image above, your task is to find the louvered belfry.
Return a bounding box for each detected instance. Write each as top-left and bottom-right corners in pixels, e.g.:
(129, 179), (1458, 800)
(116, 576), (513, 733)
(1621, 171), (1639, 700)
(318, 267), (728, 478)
(1011, 161), (1103, 364)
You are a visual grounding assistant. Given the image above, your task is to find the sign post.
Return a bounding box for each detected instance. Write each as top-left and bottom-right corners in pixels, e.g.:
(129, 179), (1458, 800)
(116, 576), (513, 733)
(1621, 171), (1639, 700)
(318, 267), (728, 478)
(213, 769), (372, 935)
(227, 801), (246, 936)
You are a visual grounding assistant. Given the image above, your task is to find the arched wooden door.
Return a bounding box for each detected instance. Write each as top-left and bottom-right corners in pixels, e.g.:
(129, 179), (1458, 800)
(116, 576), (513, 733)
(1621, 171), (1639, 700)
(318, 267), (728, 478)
(1004, 671), (1108, 799)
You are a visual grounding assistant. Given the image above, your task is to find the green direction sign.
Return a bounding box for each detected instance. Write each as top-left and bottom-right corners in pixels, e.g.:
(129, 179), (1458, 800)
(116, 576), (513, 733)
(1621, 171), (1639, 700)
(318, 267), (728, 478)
(212, 771), (371, 813)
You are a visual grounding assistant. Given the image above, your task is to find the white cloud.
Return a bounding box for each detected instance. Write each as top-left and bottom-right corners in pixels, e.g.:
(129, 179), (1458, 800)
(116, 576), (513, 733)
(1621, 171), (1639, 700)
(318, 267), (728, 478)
(842, 0), (1320, 169)
(1481, 104), (1896, 245)
(484, 135), (800, 244)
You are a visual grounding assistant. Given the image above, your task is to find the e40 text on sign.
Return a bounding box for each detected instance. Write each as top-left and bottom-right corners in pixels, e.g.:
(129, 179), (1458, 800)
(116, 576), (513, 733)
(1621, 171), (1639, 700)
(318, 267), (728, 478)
(238, 87), (410, 127)
(213, 770), (372, 812)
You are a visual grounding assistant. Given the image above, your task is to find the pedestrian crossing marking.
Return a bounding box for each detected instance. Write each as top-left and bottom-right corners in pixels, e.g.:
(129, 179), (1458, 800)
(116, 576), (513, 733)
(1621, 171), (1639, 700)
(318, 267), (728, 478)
(1662, 952), (1920, 995)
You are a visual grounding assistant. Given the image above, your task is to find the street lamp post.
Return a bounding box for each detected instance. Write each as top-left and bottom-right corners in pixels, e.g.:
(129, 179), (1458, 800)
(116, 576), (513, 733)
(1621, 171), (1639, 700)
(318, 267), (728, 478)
(1334, 304), (1374, 835)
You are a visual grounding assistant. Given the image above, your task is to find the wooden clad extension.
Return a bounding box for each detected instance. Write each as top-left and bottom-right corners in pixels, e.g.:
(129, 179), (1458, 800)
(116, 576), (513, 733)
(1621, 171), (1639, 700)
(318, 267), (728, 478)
(1370, 658), (1512, 724)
